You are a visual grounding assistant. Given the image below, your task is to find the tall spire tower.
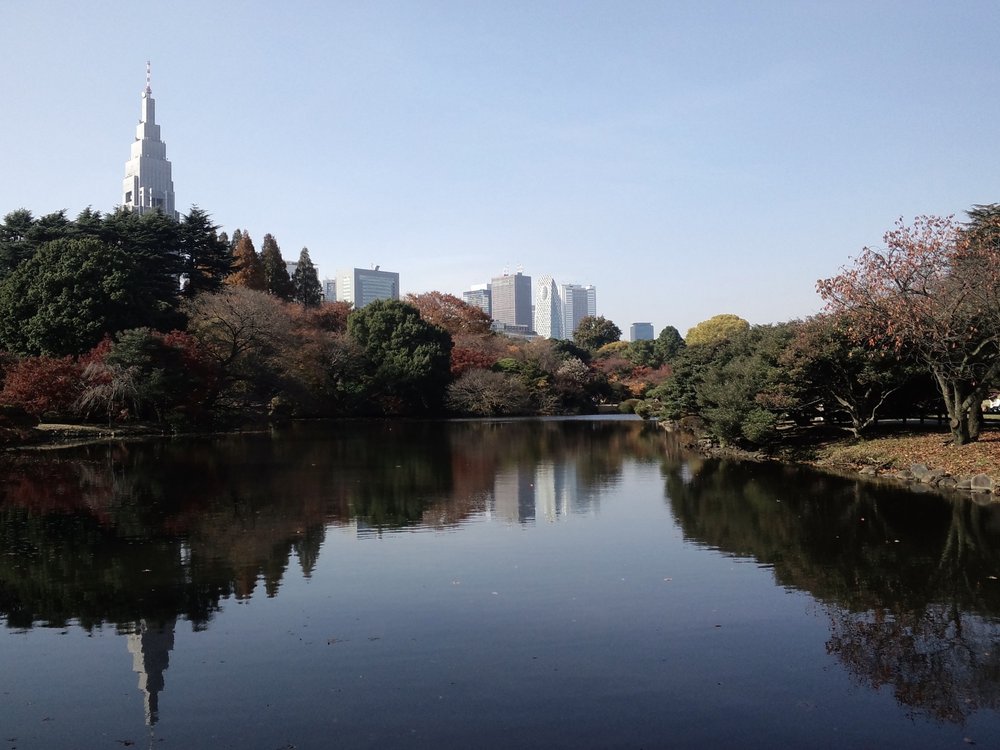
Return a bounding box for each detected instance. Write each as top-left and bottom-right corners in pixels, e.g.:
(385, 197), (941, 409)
(122, 62), (178, 219)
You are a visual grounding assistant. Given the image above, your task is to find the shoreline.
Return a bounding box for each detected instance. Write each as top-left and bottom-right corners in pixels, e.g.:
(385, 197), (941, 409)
(667, 420), (1000, 501)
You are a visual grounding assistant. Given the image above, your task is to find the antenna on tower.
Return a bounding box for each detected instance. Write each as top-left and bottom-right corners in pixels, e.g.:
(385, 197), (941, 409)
(145, 61), (152, 94)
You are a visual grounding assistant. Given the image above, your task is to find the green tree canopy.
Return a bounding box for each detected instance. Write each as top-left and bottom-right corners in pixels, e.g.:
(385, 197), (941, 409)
(291, 247), (322, 306)
(654, 325), (685, 364)
(347, 299), (453, 414)
(260, 233), (294, 300)
(180, 207), (231, 296)
(0, 237), (156, 355)
(573, 315), (622, 351)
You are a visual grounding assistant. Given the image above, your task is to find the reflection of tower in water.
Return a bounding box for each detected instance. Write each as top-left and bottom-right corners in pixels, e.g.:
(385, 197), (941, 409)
(491, 461), (598, 523)
(491, 466), (536, 523)
(125, 617), (176, 725)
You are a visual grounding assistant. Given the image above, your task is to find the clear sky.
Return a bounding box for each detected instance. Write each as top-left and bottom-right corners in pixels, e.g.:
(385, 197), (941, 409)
(2, 1), (998, 337)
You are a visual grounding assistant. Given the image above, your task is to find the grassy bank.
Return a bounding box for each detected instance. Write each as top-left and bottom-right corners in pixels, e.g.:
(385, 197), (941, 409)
(802, 426), (1000, 484)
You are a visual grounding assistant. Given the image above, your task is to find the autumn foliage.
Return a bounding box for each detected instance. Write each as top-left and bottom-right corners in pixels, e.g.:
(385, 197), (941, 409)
(818, 214), (1000, 444)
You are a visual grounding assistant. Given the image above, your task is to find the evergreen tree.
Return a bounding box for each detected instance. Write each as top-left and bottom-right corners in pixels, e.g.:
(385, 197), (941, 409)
(654, 325), (686, 364)
(180, 207), (231, 295)
(229, 228), (243, 252)
(347, 299), (453, 413)
(261, 233), (294, 300)
(100, 208), (185, 328)
(291, 247), (322, 307)
(0, 237), (154, 355)
(226, 233), (266, 291)
(0, 209), (38, 278)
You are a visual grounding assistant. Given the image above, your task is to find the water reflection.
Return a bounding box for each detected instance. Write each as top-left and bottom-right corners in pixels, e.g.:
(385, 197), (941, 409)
(5, 420), (1000, 732)
(662, 457), (1000, 722)
(0, 419), (659, 628)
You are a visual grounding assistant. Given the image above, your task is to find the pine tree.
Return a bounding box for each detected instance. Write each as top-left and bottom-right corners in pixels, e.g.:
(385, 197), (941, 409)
(226, 233), (266, 291)
(291, 247), (322, 307)
(181, 207), (231, 295)
(260, 233), (294, 300)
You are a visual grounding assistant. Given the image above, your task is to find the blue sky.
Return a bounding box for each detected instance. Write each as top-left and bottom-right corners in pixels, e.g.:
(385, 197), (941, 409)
(2, 1), (998, 337)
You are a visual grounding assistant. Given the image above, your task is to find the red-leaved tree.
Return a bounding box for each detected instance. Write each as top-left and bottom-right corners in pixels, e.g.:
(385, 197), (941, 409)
(818, 214), (1000, 445)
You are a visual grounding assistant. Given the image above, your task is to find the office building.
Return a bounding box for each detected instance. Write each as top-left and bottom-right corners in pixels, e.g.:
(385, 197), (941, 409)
(561, 283), (596, 339)
(490, 271), (532, 329)
(630, 322), (654, 341)
(463, 284), (492, 316)
(334, 266), (399, 309)
(122, 63), (177, 219)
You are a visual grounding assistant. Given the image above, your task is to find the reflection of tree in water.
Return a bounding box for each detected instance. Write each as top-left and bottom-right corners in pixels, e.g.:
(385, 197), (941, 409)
(0, 419), (666, 630)
(827, 604), (1000, 722)
(663, 454), (1000, 723)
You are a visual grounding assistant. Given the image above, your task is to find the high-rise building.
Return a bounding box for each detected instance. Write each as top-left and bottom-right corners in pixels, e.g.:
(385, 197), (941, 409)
(322, 278), (337, 303)
(533, 276), (563, 339)
(561, 283), (596, 338)
(463, 284), (492, 317)
(335, 266), (399, 308)
(490, 271), (532, 330)
(122, 62), (177, 219)
(630, 322), (654, 341)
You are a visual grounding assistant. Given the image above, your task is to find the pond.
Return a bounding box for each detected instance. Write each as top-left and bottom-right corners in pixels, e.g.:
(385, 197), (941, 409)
(1, 417), (1000, 748)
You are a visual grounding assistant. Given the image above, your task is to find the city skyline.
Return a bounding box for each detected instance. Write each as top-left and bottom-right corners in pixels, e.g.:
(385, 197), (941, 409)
(3, 3), (999, 335)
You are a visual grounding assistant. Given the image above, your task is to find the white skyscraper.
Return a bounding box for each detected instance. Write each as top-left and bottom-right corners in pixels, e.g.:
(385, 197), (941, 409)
(533, 276), (563, 339)
(122, 62), (177, 219)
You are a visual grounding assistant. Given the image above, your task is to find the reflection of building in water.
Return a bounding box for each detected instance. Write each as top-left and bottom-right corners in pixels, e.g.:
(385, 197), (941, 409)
(490, 462), (601, 524)
(487, 461), (600, 523)
(534, 461), (598, 520)
(491, 466), (536, 524)
(126, 617), (176, 725)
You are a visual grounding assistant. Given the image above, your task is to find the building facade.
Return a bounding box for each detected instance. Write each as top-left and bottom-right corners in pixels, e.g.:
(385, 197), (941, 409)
(561, 283), (596, 339)
(463, 283), (492, 317)
(334, 267), (399, 308)
(533, 275), (563, 339)
(490, 271), (532, 330)
(630, 322), (654, 341)
(122, 63), (177, 219)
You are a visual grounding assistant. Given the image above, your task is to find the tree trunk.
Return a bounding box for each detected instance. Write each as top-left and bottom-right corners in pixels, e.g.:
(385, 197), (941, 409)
(935, 371), (974, 445)
(969, 402), (984, 441)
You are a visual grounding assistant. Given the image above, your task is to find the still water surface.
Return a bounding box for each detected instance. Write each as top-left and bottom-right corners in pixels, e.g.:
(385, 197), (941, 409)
(2, 418), (1000, 748)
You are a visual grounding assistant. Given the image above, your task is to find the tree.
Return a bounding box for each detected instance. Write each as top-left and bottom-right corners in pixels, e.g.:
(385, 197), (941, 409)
(625, 339), (657, 368)
(260, 233), (294, 300)
(0, 355), (83, 417)
(694, 324), (798, 446)
(291, 247), (322, 307)
(404, 291), (493, 336)
(0, 209), (39, 278)
(0, 237), (164, 356)
(818, 214), (1000, 445)
(446, 369), (531, 416)
(183, 287), (292, 408)
(573, 315), (621, 351)
(226, 233), (265, 291)
(685, 314), (749, 346)
(347, 299), (453, 414)
(180, 207), (231, 296)
(76, 328), (216, 425)
(780, 314), (916, 437)
(654, 325), (685, 364)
